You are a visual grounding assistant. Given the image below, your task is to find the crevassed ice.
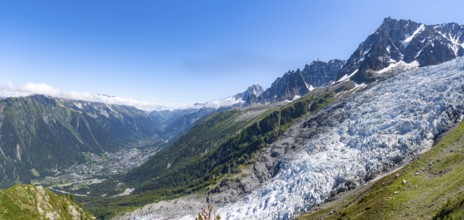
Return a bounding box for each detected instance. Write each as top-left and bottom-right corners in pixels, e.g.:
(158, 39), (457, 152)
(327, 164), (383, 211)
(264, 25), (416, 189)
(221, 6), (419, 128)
(217, 57), (464, 219)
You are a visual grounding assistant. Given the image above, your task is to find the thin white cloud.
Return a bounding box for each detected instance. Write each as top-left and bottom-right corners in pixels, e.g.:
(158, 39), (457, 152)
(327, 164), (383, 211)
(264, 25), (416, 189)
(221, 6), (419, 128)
(23, 82), (61, 96)
(0, 82), (189, 111)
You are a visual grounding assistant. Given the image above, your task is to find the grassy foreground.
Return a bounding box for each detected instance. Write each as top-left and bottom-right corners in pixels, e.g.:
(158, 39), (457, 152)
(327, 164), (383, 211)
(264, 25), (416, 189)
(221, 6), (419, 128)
(298, 120), (464, 220)
(0, 184), (94, 220)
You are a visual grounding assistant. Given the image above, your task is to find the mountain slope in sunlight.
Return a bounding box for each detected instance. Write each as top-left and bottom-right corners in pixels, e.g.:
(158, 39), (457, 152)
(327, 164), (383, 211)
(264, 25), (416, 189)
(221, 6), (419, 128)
(0, 184), (94, 220)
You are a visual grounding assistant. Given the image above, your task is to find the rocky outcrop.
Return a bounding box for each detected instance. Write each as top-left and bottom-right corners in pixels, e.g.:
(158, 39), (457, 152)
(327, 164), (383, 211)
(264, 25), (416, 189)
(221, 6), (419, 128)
(259, 59), (344, 103)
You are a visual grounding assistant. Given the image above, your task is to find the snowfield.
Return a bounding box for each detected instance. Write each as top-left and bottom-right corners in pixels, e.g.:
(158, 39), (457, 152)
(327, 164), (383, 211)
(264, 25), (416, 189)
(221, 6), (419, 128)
(217, 57), (464, 219)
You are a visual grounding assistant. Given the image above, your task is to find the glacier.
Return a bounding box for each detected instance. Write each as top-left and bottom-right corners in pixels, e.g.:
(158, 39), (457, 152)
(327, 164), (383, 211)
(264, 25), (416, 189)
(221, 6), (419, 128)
(217, 57), (464, 219)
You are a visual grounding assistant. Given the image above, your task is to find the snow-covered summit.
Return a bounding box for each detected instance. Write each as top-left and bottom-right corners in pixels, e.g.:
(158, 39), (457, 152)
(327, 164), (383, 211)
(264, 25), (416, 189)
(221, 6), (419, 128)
(338, 17), (464, 83)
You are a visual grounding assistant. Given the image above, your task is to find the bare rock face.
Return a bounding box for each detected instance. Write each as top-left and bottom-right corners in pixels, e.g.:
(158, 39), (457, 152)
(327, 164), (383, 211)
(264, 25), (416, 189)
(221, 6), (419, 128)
(259, 60), (344, 103)
(114, 195), (207, 220)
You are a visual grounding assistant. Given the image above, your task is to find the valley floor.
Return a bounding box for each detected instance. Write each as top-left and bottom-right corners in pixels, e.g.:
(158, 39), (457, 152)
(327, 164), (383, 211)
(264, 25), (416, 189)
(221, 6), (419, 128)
(37, 138), (163, 198)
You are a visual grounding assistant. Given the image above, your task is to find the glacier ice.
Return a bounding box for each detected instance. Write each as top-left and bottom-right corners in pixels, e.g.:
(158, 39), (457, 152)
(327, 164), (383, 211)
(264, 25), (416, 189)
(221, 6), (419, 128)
(217, 57), (464, 219)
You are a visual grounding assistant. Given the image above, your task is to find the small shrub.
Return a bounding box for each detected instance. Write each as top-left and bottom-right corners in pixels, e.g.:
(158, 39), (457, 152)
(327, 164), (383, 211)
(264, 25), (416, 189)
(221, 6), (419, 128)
(196, 205), (221, 220)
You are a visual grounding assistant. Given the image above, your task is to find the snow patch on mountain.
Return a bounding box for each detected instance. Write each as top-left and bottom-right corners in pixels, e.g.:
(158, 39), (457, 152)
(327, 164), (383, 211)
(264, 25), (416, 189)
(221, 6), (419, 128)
(217, 57), (464, 219)
(436, 29), (464, 56)
(337, 69), (358, 82)
(198, 96), (246, 109)
(403, 24), (425, 48)
(377, 60), (419, 74)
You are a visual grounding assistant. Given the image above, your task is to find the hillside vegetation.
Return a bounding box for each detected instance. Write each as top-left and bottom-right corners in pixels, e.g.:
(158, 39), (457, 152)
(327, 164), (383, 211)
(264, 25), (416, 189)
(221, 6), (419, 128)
(0, 184), (94, 220)
(128, 91), (335, 193)
(298, 120), (464, 220)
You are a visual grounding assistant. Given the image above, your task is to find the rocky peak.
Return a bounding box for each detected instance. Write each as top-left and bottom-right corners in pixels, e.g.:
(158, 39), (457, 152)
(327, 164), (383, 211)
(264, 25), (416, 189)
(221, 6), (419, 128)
(339, 18), (464, 83)
(302, 59), (345, 87)
(236, 84), (264, 104)
(258, 70), (308, 103)
(258, 59), (344, 103)
(246, 84), (264, 97)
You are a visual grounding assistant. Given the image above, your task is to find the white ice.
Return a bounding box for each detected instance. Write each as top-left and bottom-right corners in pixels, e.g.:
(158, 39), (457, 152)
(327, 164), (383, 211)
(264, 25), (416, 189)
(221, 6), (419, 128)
(217, 57), (464, 219)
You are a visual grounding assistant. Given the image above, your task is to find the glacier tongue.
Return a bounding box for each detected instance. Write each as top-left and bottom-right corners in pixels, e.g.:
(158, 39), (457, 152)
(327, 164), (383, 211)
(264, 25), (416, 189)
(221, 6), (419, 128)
(217, 57), (464, 219)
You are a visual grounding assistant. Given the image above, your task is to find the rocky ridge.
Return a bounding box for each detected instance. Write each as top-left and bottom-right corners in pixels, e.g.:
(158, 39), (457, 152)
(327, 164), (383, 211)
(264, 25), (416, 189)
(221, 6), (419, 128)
(341, 17), (464, 83)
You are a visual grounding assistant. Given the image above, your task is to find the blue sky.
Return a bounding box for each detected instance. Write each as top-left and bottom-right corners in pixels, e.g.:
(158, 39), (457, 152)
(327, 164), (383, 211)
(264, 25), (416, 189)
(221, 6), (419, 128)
(1, 0), (463, 107)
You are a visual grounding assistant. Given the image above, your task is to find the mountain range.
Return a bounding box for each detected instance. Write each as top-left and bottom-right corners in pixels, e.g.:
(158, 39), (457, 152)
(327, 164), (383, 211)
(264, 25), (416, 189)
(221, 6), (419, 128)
(112, 17), (464, 219)
(0, 17), (464, 220)
(203, 17), (464, 107)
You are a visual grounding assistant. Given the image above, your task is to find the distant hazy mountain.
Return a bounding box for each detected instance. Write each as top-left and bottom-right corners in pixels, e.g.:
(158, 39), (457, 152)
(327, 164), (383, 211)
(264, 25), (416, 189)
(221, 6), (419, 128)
(194, 84), (264, 108)
(149, 107), (216, 139)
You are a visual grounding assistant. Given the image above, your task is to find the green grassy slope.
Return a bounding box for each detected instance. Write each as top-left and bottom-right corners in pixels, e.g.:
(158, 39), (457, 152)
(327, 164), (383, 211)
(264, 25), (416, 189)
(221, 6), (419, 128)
(0, 184), (94, 220)
(298, 120), (464, 220)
